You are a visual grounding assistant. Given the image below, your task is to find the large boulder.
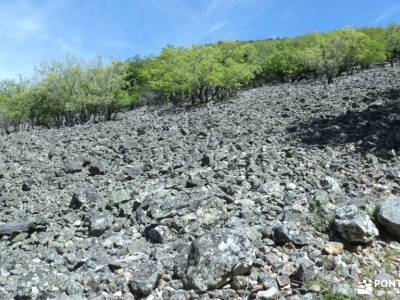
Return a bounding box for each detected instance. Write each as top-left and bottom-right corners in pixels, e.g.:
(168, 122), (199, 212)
(376, 199), (400, 239)
(182, 229), (256, 291)
(334, 205), (379, 243)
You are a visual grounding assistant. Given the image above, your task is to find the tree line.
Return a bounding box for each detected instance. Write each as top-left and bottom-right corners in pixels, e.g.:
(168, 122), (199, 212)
(0, 57), (135, 133)
(1, 24), (400, 132)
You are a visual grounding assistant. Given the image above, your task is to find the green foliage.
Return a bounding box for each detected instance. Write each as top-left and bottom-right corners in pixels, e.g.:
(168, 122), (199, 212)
(0, 24), (399, 133)
(140, 42), (258, 104)
(0, 79), (33, 131)
(385, 23), (400, 62)
(0, 56), (137, 131)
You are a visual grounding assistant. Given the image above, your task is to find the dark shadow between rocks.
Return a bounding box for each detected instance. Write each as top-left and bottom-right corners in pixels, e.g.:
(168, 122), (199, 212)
(289, 88), (400, 159)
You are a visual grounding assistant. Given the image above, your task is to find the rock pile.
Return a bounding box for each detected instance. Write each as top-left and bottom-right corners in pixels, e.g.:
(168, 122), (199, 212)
(1, 65), (400, 299)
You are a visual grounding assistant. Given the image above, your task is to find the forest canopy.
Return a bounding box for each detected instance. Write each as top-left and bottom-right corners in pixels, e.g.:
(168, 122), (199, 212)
(1, 24), (400, 132)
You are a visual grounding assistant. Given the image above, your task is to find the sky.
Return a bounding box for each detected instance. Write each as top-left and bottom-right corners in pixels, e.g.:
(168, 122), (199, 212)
(1, 0), (400, 79)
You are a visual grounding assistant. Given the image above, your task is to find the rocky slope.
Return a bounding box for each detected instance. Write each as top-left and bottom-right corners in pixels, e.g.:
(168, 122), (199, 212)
(1, 65), (400, 299)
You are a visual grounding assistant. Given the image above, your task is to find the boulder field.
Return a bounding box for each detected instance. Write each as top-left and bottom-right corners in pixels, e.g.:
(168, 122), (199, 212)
(1, 65), (400, 299)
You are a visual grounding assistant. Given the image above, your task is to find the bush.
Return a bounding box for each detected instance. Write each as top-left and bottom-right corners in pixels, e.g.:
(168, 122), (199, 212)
(139, 42), (258, 104)
(0, 56), (138, 131)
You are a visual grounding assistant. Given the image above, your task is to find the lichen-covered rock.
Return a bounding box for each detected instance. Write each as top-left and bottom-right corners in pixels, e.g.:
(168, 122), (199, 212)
(182, 229), (256, 291)
(334, 205), (379, 243)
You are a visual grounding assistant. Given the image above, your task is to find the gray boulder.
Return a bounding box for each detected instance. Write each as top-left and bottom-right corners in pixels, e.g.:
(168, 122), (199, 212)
(129, 261), (163, 296)
(182, 229), (256, 291)
(376, 199), (400, 239)
(272, 222), (310, 247)
(335, 205), (378, 243)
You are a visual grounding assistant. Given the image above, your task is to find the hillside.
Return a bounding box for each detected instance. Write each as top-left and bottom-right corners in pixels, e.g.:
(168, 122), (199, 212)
(1, 65), (400, 299)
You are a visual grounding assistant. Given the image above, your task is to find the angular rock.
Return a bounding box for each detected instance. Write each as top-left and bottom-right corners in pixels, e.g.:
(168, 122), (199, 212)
(107, 189), (132, 206)
(22, 180), (34, 191)
(64, 161), (82, 174)
(272, 222), (309, 247)
(89, 213), (113, 237)
(323, 241), (344, 256)
(129, 261), (163, 296)
(88, 160), (106, 176)
(182, 229), (256, 291)
(321, 176), (341, 192)
(231, 275), (250, 291)
(276, 275), (290, 288)
(70, 189), (98, 210)
(145, 225), (170, 244)
(256, 287), (279, 299)
(334, 205), (379, 243)
(70, 193), (84, 210)
(290, 258), (315, 285)
(376, 199), (400, 239)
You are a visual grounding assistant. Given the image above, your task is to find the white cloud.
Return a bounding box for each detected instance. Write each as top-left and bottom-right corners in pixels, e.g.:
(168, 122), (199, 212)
(374, 1), (400, 24)
(191, 21), (228, 44)
(0, 2), (44, 41)
(0, 0), (84, 79)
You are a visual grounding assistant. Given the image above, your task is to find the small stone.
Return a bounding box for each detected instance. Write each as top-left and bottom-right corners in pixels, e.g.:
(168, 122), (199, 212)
(48, 150), (56, 160)
(276, 275), (290, 288)
(108, 189), (132, 205)
(88, 160), (106, 176)
(70, 193), (84, 209)
(64, 161), (82, 174)
(64, 240), (74, 248)
(70, 189), (98, 210)
(256, 287), (279, 299)
(321, 176), (341, 192)
(259, 272), (278, 290)
(145, 225), (170, 244)
(22, 180), (34, 191)
(0, 268), (10, 277)
(323, 242), (344, 255)
(231, 275), (249, 290)
(272, 222), (309, 247)
(290, 259), (315, 285)
(137, 126), (146, 136)
(286, 183), (296, 190)
(89, 213), (113, 237)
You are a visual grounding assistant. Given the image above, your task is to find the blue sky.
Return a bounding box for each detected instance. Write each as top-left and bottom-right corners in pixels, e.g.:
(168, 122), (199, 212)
(1, 0), (400, 79)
